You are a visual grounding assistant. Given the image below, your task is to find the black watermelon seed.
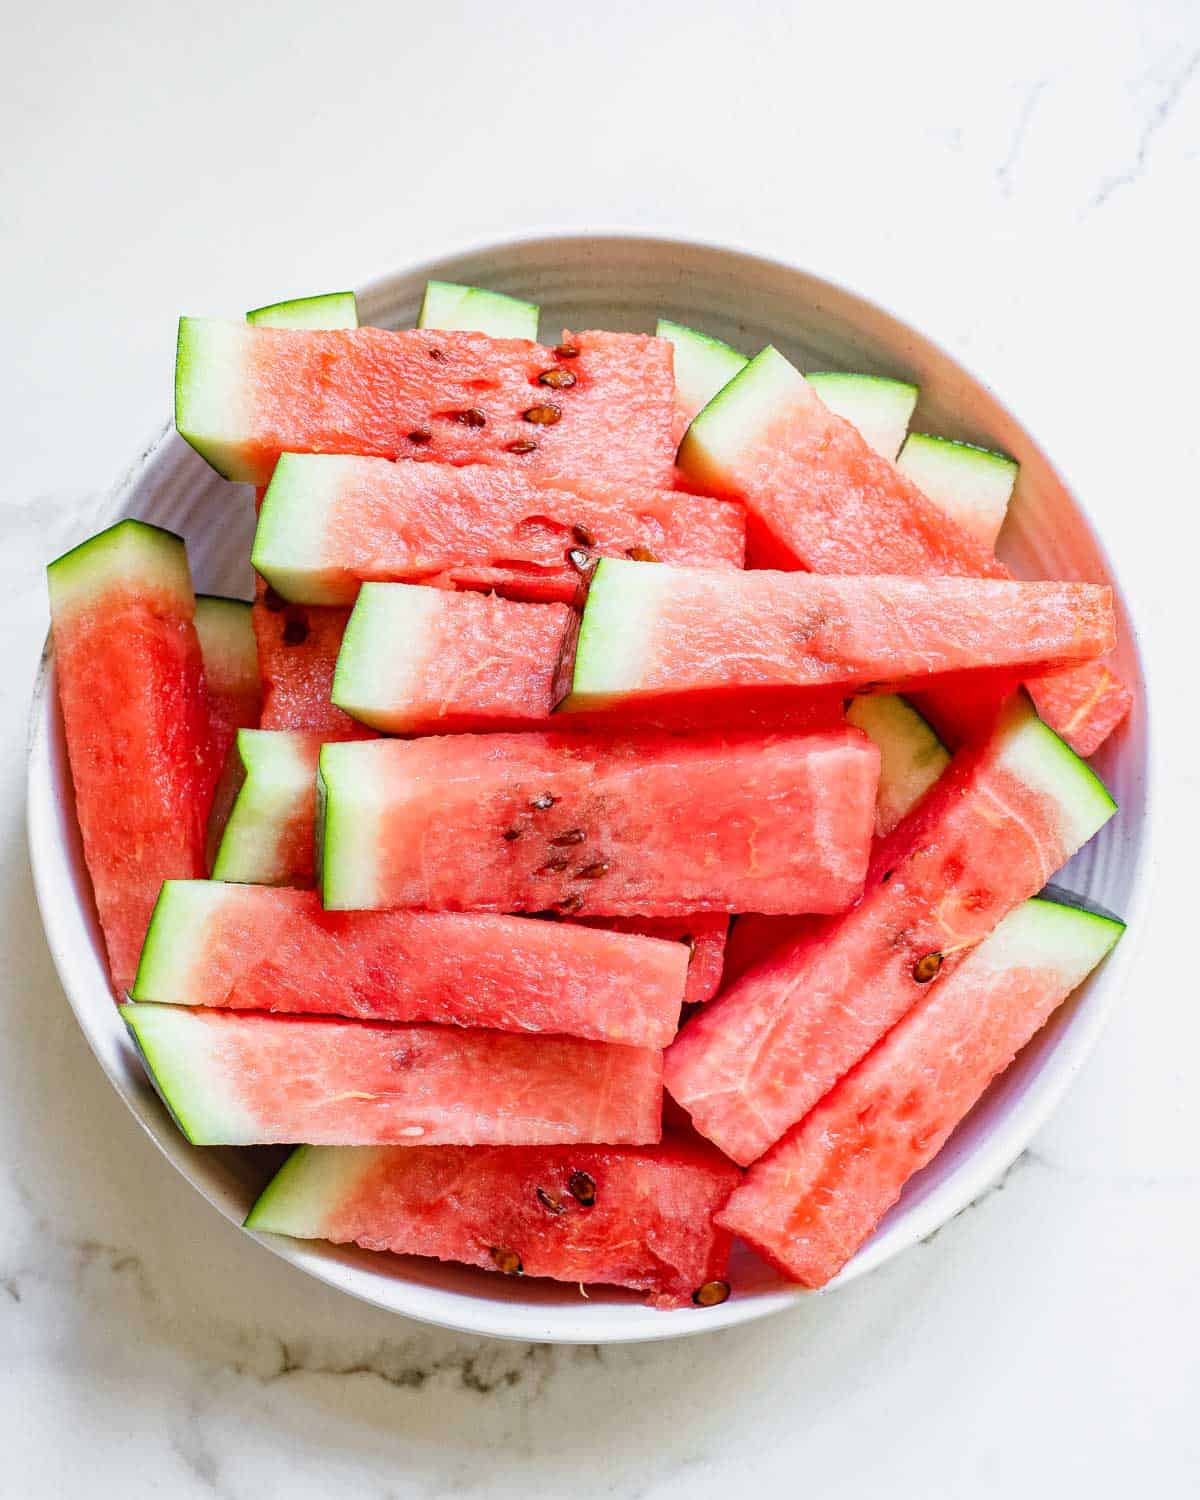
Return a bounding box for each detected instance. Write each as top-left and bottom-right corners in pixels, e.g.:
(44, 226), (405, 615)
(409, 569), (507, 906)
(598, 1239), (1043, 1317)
(282, 614), (309, 646)
(567, 1170), (596, 1206)
(263, 586), (287, 613)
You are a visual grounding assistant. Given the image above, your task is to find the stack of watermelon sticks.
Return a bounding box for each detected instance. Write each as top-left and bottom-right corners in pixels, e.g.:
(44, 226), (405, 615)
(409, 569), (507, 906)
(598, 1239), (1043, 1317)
(46, 281), (1130, 1309)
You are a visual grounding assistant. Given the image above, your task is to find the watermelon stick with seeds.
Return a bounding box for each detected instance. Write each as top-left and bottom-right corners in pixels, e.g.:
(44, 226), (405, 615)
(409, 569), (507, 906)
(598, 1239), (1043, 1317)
(175, 320), (679, 491)
(246, 1139), (742, 1310)
(251, 452), (744, 608)
(47, 520), (212, 994)
(562, 560), (1114, 713)
(123, 1004), (664, 1148)
(677, 345), (1131, 756)
(132, 882), (689, 1048)
(317, 727), (880, 918)
(665, 695), (1116, 1166)
(718, 896), (1124, 1286)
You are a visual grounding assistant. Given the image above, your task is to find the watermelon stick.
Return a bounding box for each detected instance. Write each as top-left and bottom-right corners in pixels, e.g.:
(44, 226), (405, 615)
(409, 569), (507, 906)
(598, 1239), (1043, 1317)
(123, 1004), (663, 1148)
(665, 695), (1116, 1166)
(246, 1139), (741, 1310)
(718, 896), (1123, 1287)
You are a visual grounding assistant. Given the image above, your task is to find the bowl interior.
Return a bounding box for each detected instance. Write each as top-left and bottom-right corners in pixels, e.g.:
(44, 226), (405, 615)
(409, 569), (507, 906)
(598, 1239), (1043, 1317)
(26, 234), (1150, 1343)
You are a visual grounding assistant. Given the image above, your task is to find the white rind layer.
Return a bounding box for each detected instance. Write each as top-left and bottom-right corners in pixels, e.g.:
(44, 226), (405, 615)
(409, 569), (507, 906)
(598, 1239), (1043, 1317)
(131, 880), (237, 1003)
(332, 584), (444, 731)
(994, 699), (1117, 858)
(897, 432), (1018, 548)
(417, 280), (539, 339)
(246, 291), (359, 329)
(174, 319), (256, 481)
(318, 741), (397, 909)
(846, 694), (950, 832)
(251, 454), (361, 604)
(211, 730), (321, 885)
(123, 1003), (260, 1145)
(656, 319), (748, 418)
(565, 559), (677, 708)
(806, 372), (918, 461)
(967, 896), (1123, 980)
(47, 519), (194, 616)
(246, 1145), (390, 1235)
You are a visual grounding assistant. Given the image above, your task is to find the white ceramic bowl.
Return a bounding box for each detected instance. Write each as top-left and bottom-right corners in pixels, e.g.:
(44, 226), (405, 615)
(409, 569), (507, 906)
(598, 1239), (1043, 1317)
(26, 234), (1151, 1344)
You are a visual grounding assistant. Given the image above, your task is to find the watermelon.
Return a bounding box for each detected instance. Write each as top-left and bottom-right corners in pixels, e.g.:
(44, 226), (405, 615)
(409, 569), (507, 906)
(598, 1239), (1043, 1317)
(252, 453), (745, 607)
(252, 578), (374, 739)
(418, 280), (539, 340)
(718, 897), (1123, 1285)
(656, 322), (917, 460)
(246, 291), (358, 329)
(175, 320), (677, 490)
(210, 729), (323, 886)
(333, 584), (571, 734)
(246, 1138), (741, 1309)
(896, 433), (1018, 550)
(318, 727), (879, 917)
(194, 595), (261, 789)
(575, 914), (730, 1007)
(132, 882), (687, 1046)
(123, 1003), (663, 1146)
(664, 696), (1116, 1164)
(723, 695), (951, 987)
(47, 521), (211, 993)
(677, 346), (1131, 755)
(564, 560), (1113, 712)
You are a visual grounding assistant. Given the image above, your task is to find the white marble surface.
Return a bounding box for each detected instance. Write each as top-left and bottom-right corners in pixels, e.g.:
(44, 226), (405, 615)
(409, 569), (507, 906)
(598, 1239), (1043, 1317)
(3, 0), (1199, 1492)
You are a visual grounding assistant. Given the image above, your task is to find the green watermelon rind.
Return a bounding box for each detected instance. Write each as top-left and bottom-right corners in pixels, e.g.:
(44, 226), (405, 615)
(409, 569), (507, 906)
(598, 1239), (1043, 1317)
(122, 1002), (256, 1146)
(211, 729), (320, 885)
(244, 1144), (381, 1235)
(805, 372), (918, 462)
(246, 291), (359, 330)
(417, 280), (539, 340)
(970, 894), (1124, 979)
(175, 317), (255, 482)
(564, 557), (674, 709)
(130, 880), (232, 1005)
(995, 698), (1117, 857)
(47, 519), (193, 616)
(316, 741), (382, 910)
(656, 319), (748, 419)
(896, 432), (1018, 546)
(846, 694), (951, 834)
(251, 453), (358, 605)
(677, 345), (803, 488)
(330, 583), (444, 732)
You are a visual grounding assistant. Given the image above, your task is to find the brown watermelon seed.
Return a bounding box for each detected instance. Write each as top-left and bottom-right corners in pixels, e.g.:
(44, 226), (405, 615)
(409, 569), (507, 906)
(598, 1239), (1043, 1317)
(523, 403), (561, 425)
(681, 934), (696, 954)
(556, 895), (584, 915)
(538, 368), (577, 389)
(627, 545), (658, 562)
(451, 408), (487, 428)
(530, 792), (557, 810)
(506, 438), (538, 454)
(912, 951), (943, 983)
(282, 614), (309, 646)
(567, 1170), (596, 1206)
(502, 829), (521, 842)
(536, 1187), (566, 1216)
(881, 870), (894, 884)
(538, 856), (570, 875)
(407, 429), (432, 446)
(489, 1247), (523, 1276)
(263, 586), (287, 613)
(692, 1280), (731, 1307)
(554, 342), (581, 359)
(574, 861), (610, 881)
(550, 829), (586, 847)
(571, 523), (596, 548)
(427, 347), (446, 361)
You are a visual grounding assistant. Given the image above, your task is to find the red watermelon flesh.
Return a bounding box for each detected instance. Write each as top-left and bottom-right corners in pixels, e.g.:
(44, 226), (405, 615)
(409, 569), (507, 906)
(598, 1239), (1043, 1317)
(253, 453), (745, 607)
(176, 321), (678, 491)
(718, 898), (1123, 1285)
(319, 727), (880, 918)
(123, 1003), (663, 1147)
(252, 578), (375, 740)
(575, 913), (730, 1006)
(333, 586), (571, 734)
(132, 883), (687, 1048)
(678, 349), (1131, 756)
(663, 698), (1116, 1164)
(566, 561), (1113, 709)
(246, 1139), (741, 1309)
(48, 521), (211, 993)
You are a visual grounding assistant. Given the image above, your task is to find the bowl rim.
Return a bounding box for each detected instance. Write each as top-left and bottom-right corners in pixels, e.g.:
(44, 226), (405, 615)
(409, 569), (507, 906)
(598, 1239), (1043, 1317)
(25, 229), (1155, 1344)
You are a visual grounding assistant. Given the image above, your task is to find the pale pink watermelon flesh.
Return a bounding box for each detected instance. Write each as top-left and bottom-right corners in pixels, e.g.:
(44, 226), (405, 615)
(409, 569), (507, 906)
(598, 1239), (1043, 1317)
(253, 452), (745, 607)
(48, 521), (211, 994)
(176, 321), (678, 491)
(333, 585), (571, 733)
(252, 578), (376, 740)
(664, 698), (1116, 1165)
(132, 883), (687, 1047)
(678, 348), (1132, 756)
(246, 1139), (741, 1309)
(319, 728), (879, 917)
(566, 560), (1113, 710)
(718, 897), (1123, 1285)
(123, 1004), (663, 1146)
